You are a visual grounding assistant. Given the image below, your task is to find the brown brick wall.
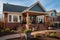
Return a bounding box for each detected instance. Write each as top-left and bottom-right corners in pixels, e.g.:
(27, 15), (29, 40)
(4, 23), (26, 28)
(51, 17), (60, 22)
(38, 24), (48, 30)
(29, 24), (48, 31)
(4, 13), (8, 23)
(4, 23), (48, 31)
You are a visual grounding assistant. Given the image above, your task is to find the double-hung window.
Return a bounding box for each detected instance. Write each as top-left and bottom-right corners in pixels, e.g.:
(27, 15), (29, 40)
(13, 16), (18, 22)
(9, 15), (12, 22)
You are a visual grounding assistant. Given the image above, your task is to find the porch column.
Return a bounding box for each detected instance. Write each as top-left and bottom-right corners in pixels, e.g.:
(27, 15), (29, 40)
(26, 13), (29, 29)
(44, 15), (46, 24)
(18, 16), (20, 23)
(11, 15), (13, 22)
(26, 13), (29, 24)
(36, 16), (38, 24)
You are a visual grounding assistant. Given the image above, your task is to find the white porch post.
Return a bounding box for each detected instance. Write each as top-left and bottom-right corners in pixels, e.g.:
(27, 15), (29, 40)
(12, 15), (13, 22)
(26, 13), (29, 24)
(18, 16), (20, 23)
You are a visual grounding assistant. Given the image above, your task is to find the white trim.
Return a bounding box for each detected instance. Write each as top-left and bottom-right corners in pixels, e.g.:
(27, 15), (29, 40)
(8, 14), (21, 23)
(3, 11), (22, 14)
(29, 11), (44, 13)
(8, 15), (9, 22)
(12, 15), (13, 22)
(8, 14), (13, 22)
(22, 1), (46, 13)
(18, 16), (20, 22)
(54, 22), (60, 23)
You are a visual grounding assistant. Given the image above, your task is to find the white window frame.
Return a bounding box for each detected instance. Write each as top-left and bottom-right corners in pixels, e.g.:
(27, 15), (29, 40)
(8, 14), (12, 22)
(8, 14), (21, 23)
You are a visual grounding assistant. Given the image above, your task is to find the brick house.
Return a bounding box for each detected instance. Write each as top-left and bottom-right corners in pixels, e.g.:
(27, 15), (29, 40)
(47, 10), (60, 29)
(3, 1), (53, 31)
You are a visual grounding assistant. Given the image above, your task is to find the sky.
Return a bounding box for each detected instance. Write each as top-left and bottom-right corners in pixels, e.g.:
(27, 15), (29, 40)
(0, 0), (60, 14)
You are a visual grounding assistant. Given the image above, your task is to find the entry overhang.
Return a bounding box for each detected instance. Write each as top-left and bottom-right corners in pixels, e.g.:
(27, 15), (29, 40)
(22, 11), (47, 16)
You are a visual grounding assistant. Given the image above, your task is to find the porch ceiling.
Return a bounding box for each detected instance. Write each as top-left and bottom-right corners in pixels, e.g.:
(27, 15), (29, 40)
(22, 11), (47, 16)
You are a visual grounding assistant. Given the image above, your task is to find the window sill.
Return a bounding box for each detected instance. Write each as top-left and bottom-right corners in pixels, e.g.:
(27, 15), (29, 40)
(8, 22), (21, 23)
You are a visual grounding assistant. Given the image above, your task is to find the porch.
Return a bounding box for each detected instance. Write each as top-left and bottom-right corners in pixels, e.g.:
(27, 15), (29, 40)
(22, 11), (47, 24)
(22, 11), (48, 30)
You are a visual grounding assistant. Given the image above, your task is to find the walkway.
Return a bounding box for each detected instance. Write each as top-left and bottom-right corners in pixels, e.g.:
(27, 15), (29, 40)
(0, 30), (60, 40)
(0, 33), (25, 40)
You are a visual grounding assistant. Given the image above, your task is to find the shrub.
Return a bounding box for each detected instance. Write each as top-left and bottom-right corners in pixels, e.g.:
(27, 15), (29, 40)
(11, 30), (15, 32)
(5, 27), (10, 32)
(48, 32), (56, 37)
(34, 33), (38, 38)
(1, 30), (4, 32)
(0, 22), (3, 29)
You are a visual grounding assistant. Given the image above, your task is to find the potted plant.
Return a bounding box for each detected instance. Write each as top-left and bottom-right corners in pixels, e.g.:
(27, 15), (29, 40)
(24, 29), (32, 33)
(24, 29), (32, 40)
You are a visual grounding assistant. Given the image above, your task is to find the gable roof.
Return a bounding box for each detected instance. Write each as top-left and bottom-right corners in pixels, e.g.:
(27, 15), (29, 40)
(3, 1), (46, 12)
(23, 1), (46, 12)
(3, 3), (29, 12)
(29, 4), (45, 12)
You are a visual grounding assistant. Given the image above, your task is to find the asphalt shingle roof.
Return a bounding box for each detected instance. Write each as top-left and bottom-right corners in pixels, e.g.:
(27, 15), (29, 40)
(3, 3), (29, 12)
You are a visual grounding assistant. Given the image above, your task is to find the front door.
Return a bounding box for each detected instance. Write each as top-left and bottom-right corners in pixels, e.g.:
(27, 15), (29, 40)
(30, 16), (36, 24)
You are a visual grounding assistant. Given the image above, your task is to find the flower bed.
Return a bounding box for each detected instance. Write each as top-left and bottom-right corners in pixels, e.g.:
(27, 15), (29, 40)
(0, 27), (17, 37)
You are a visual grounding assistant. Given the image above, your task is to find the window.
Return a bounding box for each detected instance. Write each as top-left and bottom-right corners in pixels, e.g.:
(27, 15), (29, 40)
(51, 12), (56, 16)
(19, 16), (21, 23)
(51, 13), (53, 16)
(8, 15), (20, 22)
(13, 16), (18, 22)
(30, 16), (36, 24)
(9, 15), (12, 22)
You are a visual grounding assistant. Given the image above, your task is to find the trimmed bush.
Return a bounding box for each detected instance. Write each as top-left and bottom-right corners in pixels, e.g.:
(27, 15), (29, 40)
(34, 33), (38, 38)
(48, 32), (56, 37)
(0, 22), (3, 27)
(5, 27), (10, 32)
(1, 30), (4, 32)
(11, 30), (15, 32)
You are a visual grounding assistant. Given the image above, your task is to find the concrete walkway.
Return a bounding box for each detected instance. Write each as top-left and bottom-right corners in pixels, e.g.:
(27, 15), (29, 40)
(0, 33), (25, 40)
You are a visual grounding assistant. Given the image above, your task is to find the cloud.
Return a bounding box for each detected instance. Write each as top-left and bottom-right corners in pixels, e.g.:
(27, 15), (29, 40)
(40, 0), (53, 6)
(46, 2), (60, 12)
(20, 0), (38, 6)
(0, 3), (3, 14)
(0, 0), (8, 14)
(39, 0), (60, 12)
